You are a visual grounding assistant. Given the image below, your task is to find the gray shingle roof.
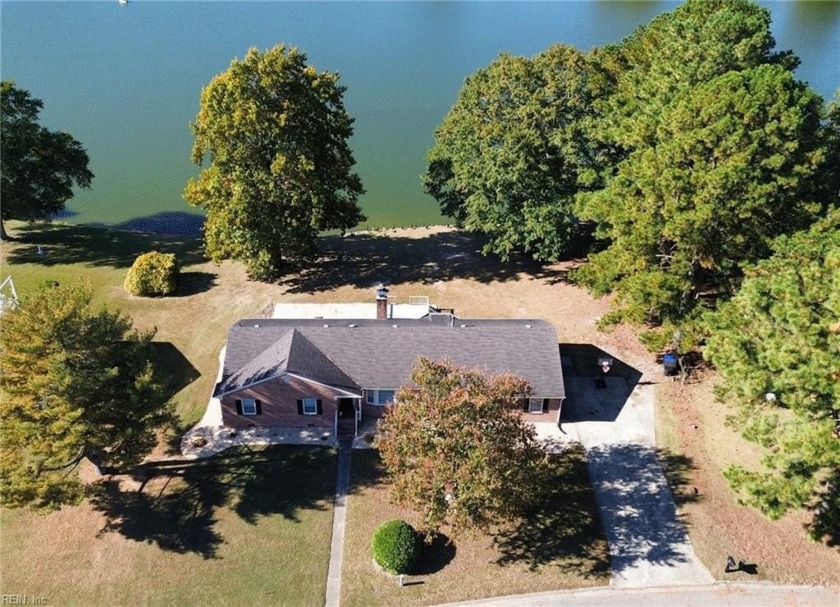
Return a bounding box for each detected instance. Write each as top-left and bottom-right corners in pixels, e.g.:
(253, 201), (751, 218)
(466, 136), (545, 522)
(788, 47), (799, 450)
(217, 316), (565, 398)
(216, 328), (358, 396)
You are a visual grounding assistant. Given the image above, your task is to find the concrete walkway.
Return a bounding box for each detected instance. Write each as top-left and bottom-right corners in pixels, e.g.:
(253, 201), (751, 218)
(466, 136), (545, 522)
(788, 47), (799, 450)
(563, 375), (714, 588)
(181, 422), (337, 458)
(324, 437), (353, 607)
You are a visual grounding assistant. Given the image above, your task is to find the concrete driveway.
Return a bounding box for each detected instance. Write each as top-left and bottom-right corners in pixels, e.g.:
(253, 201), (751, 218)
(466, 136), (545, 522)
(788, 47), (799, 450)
(562, 375), (714, 588)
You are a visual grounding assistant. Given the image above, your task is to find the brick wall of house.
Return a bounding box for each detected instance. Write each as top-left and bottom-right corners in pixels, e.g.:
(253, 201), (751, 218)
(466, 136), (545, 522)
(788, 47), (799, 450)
(363, 395), (566, 423)
(362, 402), (388, 419)
(520, 397), (564, 424)
(220, 375), (349, 429)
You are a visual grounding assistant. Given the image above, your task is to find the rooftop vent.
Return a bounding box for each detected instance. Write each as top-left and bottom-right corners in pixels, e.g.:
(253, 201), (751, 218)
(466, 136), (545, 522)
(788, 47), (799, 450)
(323, 324), (329, 328)
(348, 323), (358, 328)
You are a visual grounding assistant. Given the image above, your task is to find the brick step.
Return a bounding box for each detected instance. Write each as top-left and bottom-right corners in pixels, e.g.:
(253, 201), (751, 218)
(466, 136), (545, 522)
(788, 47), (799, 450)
(337, 419), (356, 438)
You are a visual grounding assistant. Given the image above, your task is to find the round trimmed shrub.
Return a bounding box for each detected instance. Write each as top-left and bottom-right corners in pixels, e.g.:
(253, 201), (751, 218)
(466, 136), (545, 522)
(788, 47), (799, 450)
(371, 519), (420, 574)
(124, 251), (178, 297)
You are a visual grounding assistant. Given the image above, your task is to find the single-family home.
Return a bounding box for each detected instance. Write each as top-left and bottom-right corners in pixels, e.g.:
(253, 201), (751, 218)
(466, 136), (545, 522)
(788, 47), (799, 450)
(213, 294), (566, 437)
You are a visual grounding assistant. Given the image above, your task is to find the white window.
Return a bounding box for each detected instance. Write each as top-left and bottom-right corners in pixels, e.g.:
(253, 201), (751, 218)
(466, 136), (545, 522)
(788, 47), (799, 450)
(366, 389), (397, 406)
(242, 398), (258, 416)
(528, 398), (544, 414)
(302, 398), (318, 415)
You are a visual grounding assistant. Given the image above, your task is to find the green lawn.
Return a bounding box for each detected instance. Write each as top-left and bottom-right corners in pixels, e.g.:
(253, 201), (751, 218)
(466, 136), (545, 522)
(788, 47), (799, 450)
(341, 448), (609, 607)
(1, 221), (285, 426)
(0, 445), (337, 606)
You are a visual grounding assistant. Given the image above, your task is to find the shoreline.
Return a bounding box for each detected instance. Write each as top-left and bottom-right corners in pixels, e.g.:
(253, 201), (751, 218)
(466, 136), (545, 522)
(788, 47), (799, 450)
(36, 216), (458, 241)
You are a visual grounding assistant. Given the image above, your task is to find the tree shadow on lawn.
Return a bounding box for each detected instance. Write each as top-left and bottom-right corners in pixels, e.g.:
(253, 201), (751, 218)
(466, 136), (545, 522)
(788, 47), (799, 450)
(90, 445), (340, 559)
(173, 271), (218, 296)
(347, 448), (391, 493)
(414, 533), (457, 575)
(493, 446), (611, 578)
(5, 222), (206, 269)
(282, 230), (570, 294)
(146, 340), (201, 456)
(147, 342), (201, 401)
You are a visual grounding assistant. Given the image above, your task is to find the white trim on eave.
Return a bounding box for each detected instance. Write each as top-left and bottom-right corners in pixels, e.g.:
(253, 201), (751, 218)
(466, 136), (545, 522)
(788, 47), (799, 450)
(216, 371), (285, 398)
(285, 373), (362, 398)
(217, 371), (362, 399)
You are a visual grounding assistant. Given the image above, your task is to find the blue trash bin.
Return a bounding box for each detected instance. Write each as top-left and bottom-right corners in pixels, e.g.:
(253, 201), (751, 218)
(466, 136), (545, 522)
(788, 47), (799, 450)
(663, 352), (678, 376)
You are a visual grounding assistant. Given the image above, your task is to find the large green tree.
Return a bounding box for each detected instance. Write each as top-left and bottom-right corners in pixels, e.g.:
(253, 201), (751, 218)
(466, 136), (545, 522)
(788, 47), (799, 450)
(590, 0), (795, 153)
(0, 81), (94, 240)
(0, 283), (172, 510)
(574, 0), (827, 326)
(424, 45), (596, 261)
(184, 45), (365, 280)
(374, 358), (550, 537)
(575, 64), (826, 325)
(703, 210), (840, 544)
(820, 91), (840, 209)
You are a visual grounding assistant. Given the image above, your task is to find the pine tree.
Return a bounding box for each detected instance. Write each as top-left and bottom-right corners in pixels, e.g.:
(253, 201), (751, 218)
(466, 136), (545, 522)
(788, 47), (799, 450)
(574, 0), (826, 325)
(0, 283), (172, 510)
(703, 210), (840, 543)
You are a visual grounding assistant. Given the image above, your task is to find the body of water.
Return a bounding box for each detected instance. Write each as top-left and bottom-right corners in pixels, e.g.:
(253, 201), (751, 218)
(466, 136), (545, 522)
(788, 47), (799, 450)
(2, 1), (838, 233)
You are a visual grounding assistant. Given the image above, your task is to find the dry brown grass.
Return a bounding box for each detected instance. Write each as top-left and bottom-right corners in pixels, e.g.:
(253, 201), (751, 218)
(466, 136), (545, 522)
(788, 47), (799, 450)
(341, 449), (609, 607)
(1, 446), (338, 606)
(656, 378), (840, 586)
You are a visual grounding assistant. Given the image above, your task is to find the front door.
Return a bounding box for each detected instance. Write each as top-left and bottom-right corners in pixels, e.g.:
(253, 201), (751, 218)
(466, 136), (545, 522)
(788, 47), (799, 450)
(338, 398), (356, 419)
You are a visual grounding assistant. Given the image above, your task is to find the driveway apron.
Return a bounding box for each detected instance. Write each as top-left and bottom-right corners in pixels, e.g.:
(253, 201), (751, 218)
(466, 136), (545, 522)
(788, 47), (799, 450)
(565, 376), (713, 588)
